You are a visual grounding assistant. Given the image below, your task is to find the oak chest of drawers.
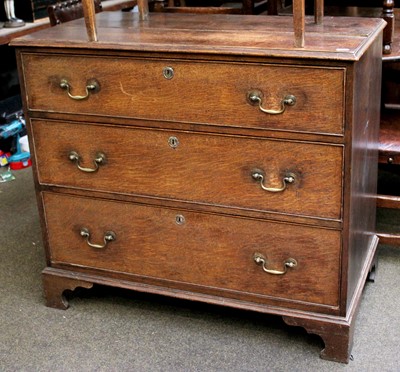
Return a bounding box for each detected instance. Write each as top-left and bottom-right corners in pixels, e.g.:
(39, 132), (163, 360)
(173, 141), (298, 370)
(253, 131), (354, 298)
(13, 10), (385, 363)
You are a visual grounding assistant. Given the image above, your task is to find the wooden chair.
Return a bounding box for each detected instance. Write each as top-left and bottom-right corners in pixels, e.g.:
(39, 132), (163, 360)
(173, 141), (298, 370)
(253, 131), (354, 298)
(383, 0), (395, 54)
(47, 0), (103, 26)
(279, 0), (395, 54)
(324, 0), (395, 54)
(376, 49), (400, 246)
(149, 0), (271, 15)
(320, 1), (400, 245)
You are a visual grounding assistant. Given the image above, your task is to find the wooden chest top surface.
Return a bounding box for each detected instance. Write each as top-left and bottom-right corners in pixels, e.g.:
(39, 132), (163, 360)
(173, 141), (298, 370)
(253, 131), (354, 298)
(12, 12), (385, 61)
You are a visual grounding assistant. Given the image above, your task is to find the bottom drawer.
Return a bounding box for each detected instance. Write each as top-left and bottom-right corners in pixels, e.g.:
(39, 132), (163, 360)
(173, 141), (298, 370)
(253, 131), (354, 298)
(43, 192), (341, 309)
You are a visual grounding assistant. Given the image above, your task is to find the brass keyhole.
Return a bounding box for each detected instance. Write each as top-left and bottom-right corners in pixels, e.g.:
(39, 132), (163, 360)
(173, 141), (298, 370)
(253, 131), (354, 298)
(175, 215), (185, 225)
(168, 136), (179, 148)
(163, 67), (174, 80)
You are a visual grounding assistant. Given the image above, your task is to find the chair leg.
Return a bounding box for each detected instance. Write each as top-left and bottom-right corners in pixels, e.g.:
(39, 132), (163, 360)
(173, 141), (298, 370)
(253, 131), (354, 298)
(383, 0), (395, 54)
(314, 0), (323, 24)
(376, 194), (400, 247)
(242, 0), (253, 14)
(293, 0), (305, 48)
(377, 232), (400, 246)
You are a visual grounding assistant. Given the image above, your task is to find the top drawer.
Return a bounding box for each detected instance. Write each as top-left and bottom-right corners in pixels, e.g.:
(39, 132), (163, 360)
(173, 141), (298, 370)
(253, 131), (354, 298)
(20, 53), (345, 135)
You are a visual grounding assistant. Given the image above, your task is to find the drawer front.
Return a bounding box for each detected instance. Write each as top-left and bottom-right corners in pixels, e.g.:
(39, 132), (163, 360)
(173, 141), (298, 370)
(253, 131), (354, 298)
(33, 120), (343, 220)
(43, 192), (341, 308)
(22, 53), (345, 135)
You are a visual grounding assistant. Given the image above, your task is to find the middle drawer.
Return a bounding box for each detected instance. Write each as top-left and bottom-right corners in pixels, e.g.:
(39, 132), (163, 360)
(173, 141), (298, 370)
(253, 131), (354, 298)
(32, 119), (343, 220)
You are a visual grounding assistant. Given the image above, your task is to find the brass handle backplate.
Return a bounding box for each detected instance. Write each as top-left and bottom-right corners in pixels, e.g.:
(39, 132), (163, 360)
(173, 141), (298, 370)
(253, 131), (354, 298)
(251, 170), (295, 193)
(60, 79), (99, 100)
(248, 90), (296, 115)
(253, 252), (297, 275)
(80, 228), (116, 249)
(68, 151), (106, 173)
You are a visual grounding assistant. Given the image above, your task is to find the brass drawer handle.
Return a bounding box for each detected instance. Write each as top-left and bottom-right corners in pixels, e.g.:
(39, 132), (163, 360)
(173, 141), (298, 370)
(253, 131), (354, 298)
(80, 228), (116, 249)
(251, 170), (295, 193)
(60, 79), (99, 100)
(68, 151), (106, 173)
(248, 91), (296, 115)
(253, 252), (297, 275)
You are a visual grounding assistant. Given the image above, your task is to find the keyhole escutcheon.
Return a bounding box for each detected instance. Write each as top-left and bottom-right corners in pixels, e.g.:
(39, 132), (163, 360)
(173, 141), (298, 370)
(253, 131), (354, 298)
(168, 136), (179, 149)
(175, 215), (185, 225)
(163, 67), (174, 80)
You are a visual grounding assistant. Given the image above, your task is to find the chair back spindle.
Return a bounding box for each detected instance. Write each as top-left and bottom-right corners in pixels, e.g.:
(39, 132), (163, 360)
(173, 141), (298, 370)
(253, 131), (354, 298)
(80, 0), (325, 47)
(82, 0), (98, 41)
